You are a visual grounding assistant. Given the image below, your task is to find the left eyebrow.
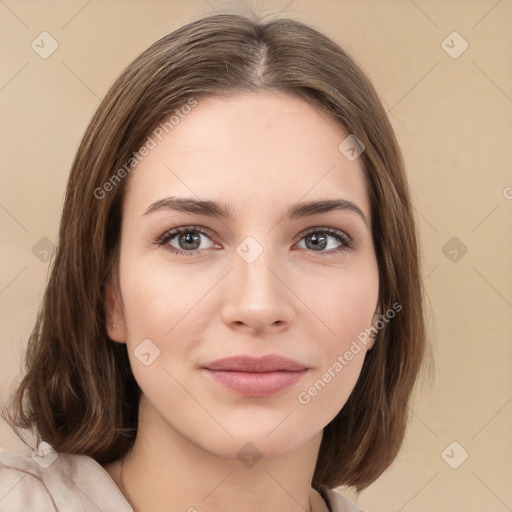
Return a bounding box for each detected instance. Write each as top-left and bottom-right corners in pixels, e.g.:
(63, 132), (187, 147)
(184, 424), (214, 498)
(143, 196), (368, 227)
(287, 198), (368, 226)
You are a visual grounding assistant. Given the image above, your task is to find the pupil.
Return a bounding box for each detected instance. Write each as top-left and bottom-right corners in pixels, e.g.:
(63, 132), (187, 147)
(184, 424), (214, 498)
(180, 232), (200, 250)
(308, 233), (327, 250)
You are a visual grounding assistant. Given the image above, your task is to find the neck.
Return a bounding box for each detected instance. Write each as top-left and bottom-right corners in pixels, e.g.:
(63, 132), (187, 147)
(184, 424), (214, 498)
(107, 396), (324, 512)
(118, 456), (315, 512)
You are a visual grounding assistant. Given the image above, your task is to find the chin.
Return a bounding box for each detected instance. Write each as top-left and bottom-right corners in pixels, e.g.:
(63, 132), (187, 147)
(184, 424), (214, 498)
(198, 426), (313, 462)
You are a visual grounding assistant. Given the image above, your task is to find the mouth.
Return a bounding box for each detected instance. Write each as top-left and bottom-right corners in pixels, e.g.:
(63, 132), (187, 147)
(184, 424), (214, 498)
(200, 354), (309, 397)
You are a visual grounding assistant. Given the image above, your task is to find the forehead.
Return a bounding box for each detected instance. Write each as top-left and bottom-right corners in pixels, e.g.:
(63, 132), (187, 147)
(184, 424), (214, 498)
(123, 91), (370, 221)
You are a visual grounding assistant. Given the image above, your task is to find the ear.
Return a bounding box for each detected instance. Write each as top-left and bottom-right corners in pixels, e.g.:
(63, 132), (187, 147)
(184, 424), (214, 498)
(104, 279), (127, 344)
(367, 306), (382, 350)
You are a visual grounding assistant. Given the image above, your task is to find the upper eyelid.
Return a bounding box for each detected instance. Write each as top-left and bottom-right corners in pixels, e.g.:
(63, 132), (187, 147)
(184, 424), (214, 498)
(299, 226), (350, 238)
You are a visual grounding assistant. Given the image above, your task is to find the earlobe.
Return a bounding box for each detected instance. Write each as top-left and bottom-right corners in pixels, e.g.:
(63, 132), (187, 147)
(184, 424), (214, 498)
(105, 281), (127, 344)
(107, 319), (127, 344)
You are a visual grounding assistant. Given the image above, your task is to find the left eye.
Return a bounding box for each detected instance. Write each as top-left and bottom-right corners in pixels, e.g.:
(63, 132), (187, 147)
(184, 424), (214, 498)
(156, 226), (353, 256)
(295, 228), (352, 255)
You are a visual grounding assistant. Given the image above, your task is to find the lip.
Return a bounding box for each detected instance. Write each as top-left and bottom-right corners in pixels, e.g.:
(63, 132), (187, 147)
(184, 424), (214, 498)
(202, 354), (307, 372)
(201, 354), (309, 397)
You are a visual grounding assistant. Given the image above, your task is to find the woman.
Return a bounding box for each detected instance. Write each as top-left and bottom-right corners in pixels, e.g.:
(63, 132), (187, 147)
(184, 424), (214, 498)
(0, 12), (427, 512)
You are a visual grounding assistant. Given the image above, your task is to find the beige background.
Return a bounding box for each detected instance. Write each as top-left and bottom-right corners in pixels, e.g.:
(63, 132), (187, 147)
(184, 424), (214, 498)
(1, 1), (511, 510)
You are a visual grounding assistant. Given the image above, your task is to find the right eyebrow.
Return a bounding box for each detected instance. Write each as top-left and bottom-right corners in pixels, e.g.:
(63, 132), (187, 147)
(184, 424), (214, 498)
(143, 197), (234, 219)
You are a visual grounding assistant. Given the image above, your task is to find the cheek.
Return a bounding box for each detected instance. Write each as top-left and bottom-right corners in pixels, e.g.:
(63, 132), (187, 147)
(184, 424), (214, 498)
(118, 257), (215, 389)
(294, 263), (377, 419)
(310, 261), (379, 348)
(295, 350), (365, 436)
(118, 262), (201, 404)
(119, 256), (201, 335)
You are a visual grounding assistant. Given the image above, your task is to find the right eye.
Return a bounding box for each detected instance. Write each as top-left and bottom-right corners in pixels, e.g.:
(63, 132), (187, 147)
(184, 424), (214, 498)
(155, 226), (219, 256)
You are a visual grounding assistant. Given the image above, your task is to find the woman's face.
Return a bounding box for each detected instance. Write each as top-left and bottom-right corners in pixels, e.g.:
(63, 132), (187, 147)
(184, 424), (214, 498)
(108, 91), (379, 459)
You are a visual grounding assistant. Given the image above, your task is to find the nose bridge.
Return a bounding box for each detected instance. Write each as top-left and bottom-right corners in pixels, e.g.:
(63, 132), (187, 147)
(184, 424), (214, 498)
(236, 247), (279, 296)
(222, 238), (294, 330)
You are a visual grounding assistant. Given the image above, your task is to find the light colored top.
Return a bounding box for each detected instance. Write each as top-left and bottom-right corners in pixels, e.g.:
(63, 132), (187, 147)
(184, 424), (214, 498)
(0, 442), (366, 512)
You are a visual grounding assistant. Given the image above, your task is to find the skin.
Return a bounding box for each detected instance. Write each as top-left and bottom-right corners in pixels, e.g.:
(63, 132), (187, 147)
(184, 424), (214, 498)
(103, 91), (379, 512)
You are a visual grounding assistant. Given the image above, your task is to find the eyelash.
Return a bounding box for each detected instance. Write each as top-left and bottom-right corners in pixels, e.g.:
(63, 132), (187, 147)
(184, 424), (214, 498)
(155, 225), (353, 257)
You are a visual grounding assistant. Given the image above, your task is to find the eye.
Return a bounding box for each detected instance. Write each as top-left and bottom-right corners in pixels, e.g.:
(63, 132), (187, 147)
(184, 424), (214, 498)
(155, 225), (353, 257)
(155, 226), (218, 256)
(294, 227), (353, 256)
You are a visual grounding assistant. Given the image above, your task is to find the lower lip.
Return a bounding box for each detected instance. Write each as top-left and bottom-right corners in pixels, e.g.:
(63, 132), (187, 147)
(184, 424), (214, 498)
(203, 369), (308, 397)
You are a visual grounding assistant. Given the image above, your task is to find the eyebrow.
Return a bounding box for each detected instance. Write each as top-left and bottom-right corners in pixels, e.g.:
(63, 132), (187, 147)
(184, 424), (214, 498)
(143, 196), (368, 226)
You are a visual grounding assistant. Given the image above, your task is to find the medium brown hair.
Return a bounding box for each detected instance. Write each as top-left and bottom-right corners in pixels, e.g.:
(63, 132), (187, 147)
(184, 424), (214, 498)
(2, 12), (428, 495)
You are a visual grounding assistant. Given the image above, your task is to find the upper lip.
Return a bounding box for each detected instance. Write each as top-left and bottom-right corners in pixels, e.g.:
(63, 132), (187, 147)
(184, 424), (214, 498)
(202, 354), (307, 372)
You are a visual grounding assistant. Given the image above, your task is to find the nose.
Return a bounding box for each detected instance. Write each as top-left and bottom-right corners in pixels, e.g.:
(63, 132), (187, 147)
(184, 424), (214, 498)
(221, 248), (295, 334)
